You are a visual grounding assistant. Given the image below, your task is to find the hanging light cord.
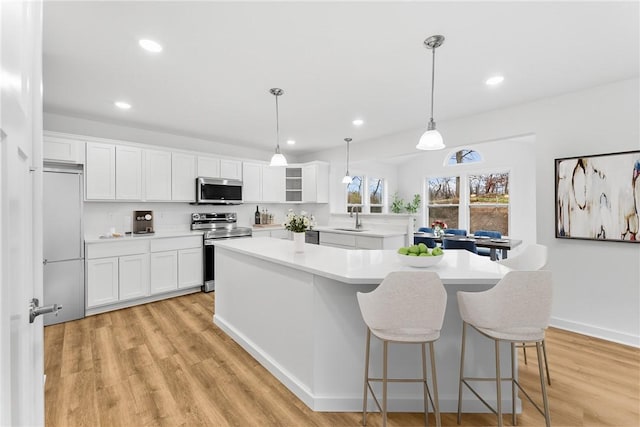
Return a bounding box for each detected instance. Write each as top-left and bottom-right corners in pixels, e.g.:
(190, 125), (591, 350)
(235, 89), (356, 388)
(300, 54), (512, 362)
(429, 46), (436, 126)
(346, 139), (350, 175)
(275, 94), (281, 154)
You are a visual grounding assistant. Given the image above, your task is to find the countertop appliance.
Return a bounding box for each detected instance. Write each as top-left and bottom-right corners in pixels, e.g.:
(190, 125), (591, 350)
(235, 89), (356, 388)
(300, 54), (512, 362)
(195, 177), (243, 205)
(305, 229), (319, 245)
(191, 212), (252, 292)
(133, 210), (154, 234)
(43, 166), (85, 325)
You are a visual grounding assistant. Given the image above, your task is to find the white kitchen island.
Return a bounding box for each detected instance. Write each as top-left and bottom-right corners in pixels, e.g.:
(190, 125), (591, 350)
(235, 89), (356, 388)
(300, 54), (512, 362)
(213, 237), (516, 413)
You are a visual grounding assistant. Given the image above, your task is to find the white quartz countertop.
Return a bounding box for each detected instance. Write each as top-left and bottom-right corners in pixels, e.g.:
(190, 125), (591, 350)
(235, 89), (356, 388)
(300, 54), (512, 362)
(214, 237), (508, 285)
(312, 225), (406, 237)
(84, 230), (204, 244)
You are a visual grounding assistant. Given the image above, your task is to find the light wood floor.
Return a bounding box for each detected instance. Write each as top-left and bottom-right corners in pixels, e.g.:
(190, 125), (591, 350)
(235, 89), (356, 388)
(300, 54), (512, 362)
(44, 292), (640, 426)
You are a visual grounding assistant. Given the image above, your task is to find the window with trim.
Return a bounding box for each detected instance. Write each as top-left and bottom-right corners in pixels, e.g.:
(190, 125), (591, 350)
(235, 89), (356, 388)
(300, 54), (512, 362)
(428, 148), (510, 235)
(347, 176), (363, 213)
(346, 176), (386, 213)
(427, 177), (460, 228)
(369, 177), (384, 213)
(468, 173), (509, 235)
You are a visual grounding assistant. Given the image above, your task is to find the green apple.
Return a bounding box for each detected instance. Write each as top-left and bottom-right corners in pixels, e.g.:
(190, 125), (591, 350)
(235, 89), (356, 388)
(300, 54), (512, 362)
(408, 253), (418, 256)
(397, 247), (409, 255)
(408, 245), (420, 254)
(432, 247), (443, 256)
(418, 242), (428, 253)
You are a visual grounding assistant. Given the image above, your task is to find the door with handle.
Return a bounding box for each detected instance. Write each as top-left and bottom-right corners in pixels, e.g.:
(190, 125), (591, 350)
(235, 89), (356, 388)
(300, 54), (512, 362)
(0, 0), (45, 425)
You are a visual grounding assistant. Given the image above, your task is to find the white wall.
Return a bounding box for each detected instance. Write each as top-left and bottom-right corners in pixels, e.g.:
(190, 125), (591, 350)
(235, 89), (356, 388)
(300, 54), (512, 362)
(302, 78), (640, 347)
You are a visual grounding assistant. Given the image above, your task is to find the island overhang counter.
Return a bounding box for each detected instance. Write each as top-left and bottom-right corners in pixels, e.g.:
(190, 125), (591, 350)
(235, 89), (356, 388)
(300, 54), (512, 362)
(213, 237), (516, 413)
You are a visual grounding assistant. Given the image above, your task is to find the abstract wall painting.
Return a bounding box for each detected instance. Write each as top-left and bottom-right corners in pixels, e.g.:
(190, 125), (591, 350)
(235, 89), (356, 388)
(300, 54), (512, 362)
(555, 150), (640, 242)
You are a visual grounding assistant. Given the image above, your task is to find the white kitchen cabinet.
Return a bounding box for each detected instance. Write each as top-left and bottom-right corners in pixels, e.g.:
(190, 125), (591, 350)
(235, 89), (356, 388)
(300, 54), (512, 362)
(242, 162), (262, 202)
(115, 146), (142, 200)
(262, 166), (285, 202)
(119, 253), (150, 301)
(220, 159), (242, 180)
(178, 248), (203, 289)
(197, 156), (220, 178)
(285, 167), (302, 202)
(85, 142), (116, 200)
(252, 228), (289, 239)
(43, 134), (84, 164)
(172, 152), (196, 201)
(302, 162), (329, 203)
(86, 257), (119, 308)
(319, 232), (405, 250)
(150, 251), (178, 294)
(144, 149), (172, 201)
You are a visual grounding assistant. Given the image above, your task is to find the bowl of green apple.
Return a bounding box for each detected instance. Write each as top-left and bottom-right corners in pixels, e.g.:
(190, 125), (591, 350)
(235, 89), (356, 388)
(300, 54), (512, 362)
(397, 243), (444, 267)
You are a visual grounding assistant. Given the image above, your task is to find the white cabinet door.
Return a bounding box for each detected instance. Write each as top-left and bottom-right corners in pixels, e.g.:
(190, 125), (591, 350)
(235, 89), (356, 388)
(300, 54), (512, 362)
(119, 254), (150, 301)
(270, 229), (290, 239)
(144, 149), (172, 201)
(150, 251), (178, 294)
(262, 166), (285, 202)
(43, 135), (83, 164)
(242, 162), (262, 202)
(115, 146), (142, 200)
(87, 257), (119, 307)
(220, 159), (242, 180)
(197, 156), (220, 178)
(302, 163), (329, 203)
(178, 248), (203, 289)
(172, 152), (196, 201)
(86, 142), (116, 200)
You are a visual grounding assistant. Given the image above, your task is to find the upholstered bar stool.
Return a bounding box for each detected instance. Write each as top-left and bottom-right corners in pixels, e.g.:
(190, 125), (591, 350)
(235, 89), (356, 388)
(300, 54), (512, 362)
(497, 244), (551, 385)
(456, 270), (552, 427)
(357, 271), (447, 427)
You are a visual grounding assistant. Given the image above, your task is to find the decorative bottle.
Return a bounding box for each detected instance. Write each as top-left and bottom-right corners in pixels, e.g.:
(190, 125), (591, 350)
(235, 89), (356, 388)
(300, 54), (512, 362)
(255, 206), (260, 225)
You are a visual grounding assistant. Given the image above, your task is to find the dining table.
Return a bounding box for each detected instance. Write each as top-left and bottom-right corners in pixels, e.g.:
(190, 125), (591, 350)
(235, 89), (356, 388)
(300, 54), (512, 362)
(414, 232), (522, 261)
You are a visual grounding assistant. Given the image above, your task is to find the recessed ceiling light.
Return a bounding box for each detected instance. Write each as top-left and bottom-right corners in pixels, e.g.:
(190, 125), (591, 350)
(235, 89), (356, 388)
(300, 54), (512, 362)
(286, 140), (296, 145)
(139, 39), (163, 53)
(114, 101), (131, 110)
(352, 119), (364, 126)
(485, 75), (505, 86)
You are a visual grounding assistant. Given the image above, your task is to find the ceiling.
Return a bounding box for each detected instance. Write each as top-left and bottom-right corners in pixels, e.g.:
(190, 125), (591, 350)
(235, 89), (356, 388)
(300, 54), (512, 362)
(43, 1), (639, 156)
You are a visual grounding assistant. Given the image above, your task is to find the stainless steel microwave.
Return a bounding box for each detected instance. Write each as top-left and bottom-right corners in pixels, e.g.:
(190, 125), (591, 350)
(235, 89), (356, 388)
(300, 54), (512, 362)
(195, 177), (243, 204)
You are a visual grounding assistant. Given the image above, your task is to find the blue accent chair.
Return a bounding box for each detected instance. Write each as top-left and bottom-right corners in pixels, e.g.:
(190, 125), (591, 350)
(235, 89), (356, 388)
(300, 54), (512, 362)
(442, 238), (477, 254)
(418, 227), (433, 233)
(473, 230), (502, 258)
(445, 228), (467, 236)
(414, 236), (437, 248)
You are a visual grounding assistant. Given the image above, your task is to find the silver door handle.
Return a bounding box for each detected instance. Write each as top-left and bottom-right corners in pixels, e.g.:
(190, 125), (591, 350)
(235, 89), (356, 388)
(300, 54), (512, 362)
(29, 298), (62, 323)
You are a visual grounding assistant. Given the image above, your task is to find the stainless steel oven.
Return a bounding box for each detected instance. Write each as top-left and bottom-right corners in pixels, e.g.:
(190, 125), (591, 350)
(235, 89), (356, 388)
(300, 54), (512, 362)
(192, 212), (252, 292)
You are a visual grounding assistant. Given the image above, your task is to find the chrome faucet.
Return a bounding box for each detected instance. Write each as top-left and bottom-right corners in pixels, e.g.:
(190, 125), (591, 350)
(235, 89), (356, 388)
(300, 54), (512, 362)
(350, 207), (363, 229)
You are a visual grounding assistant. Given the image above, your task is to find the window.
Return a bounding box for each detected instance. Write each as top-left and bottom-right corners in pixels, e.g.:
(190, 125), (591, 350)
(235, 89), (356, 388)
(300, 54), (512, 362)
(347, 176), (363, 213)
(426, 171), (510, 235)
(468, 173), (509, 235)
(369, 177), (384, 213)
(447, 149), (482, 165)
(427, 176), (460, 228)
(346, 176), (386, 213)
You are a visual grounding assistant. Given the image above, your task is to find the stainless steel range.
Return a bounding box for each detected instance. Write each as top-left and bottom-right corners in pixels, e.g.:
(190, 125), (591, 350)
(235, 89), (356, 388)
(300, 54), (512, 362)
(191, 212), (252, 292)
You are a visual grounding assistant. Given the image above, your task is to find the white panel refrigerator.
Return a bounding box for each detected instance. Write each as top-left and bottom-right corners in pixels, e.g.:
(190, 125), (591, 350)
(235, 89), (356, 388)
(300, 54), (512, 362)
(43, 167), (85, 325)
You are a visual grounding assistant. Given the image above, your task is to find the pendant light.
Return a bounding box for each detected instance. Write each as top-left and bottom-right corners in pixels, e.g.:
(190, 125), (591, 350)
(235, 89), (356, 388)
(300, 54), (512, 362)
(269, 88), (288, 166)
(416, 35), (445, 151)
(341, 137), (353, 184)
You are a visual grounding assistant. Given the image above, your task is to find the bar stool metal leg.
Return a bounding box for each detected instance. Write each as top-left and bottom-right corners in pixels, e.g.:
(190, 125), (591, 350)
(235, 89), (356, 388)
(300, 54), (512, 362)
(495, 340), (503, 427)
(457, 322), (467, 424)
(536, 342), (551, 427)
(542, 339), (551, 386)
(421, 343), (430, 426)
(429, 341), (441, 427)
(511, 342), (517, 426)
(382, 341), (388, 427)
(362, 329), (371, 426)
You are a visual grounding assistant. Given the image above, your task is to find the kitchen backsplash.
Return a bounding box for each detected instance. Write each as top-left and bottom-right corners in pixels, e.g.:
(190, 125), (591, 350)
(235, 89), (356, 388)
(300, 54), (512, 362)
(83, 202), (330, 237)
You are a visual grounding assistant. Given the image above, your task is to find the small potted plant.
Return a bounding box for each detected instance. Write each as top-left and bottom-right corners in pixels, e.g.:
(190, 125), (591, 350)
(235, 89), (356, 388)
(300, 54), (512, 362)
(431, 220), (448, 237)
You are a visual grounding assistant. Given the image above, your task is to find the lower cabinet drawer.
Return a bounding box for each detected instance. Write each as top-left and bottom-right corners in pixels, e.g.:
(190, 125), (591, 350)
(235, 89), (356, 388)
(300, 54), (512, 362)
(319, 232), (356, 248)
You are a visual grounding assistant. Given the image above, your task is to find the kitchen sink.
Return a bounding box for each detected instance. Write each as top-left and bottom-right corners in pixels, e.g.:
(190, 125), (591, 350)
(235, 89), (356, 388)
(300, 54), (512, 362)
(332, 228), (369, 232)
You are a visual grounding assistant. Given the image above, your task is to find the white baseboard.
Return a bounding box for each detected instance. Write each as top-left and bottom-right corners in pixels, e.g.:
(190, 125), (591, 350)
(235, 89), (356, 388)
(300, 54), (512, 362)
(550, 316), (640, 348)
